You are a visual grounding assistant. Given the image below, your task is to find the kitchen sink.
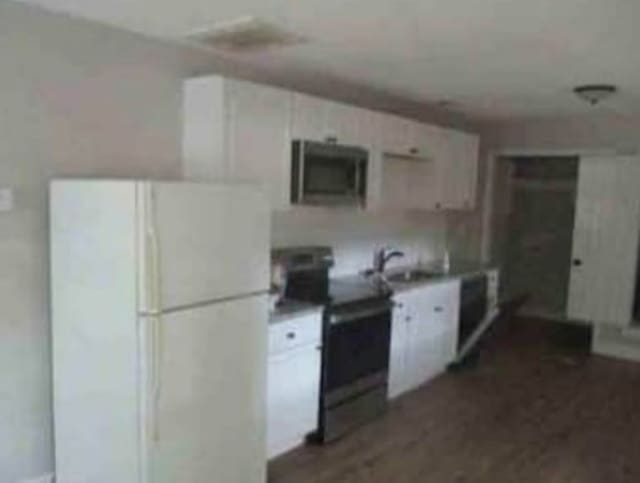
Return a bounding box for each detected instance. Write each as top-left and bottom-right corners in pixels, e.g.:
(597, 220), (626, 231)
(386, 269), (442, 283)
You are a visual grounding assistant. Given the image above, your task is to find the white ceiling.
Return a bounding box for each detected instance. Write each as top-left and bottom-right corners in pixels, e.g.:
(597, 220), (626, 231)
(14, 0), (640, 120)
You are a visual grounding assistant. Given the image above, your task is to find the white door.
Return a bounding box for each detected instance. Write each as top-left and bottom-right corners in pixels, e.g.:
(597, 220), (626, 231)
(567, 155), (640, 326)
(267, 345), (321, 459)
(226, 80), (291, 211)
(139, 182), (270, 312)
(146, 295), (268, 483)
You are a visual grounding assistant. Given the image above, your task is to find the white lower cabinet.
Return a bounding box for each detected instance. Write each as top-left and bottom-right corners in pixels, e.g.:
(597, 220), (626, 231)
(388, 280), (461, 399)
(267, 312), (322, 459)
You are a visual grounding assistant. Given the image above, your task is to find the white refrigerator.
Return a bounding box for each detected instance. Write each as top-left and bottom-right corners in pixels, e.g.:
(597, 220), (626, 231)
(50, 180), (270, 483)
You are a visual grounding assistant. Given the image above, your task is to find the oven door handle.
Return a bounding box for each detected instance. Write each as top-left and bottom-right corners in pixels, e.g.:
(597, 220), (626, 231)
(330, 301), (394, 325)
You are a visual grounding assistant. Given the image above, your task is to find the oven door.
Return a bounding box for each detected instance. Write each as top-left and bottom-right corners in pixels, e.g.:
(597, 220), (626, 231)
(291, 140), (368, 206)
(323, 300), (392, 399)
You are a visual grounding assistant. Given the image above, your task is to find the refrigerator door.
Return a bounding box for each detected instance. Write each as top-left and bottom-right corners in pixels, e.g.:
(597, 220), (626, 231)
(139, 182), (270, 313)
(141, 294), (268, 483)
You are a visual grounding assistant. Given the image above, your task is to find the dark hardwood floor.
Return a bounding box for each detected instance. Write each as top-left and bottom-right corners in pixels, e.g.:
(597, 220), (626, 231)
(268, 318), (640, 483)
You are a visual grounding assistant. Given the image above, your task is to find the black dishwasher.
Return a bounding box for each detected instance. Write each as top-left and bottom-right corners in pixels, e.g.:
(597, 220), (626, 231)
(458, 274), (488, 351)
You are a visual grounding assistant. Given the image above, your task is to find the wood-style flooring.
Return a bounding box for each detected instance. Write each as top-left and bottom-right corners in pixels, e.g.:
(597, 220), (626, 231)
(268, 319), (640, 483)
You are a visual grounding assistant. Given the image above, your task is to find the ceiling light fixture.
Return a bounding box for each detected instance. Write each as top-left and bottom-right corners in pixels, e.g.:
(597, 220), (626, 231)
(187, 17), (307, 53)
(573, 84), (618, 105)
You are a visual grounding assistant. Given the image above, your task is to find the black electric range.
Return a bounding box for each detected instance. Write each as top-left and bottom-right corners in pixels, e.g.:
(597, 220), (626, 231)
(272, 247), (394, 444)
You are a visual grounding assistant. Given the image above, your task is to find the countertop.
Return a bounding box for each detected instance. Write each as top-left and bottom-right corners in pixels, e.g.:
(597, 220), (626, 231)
(268, 260), (499, 324)
(269, 300), (324, 325)
(386, 260), (499, 293)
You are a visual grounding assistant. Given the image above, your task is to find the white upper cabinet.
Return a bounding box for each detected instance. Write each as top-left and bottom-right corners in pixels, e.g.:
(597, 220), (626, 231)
(567, 155), (640, 327)
(379, 158), (437, 212)
(380, 116), (425, 158)
(291, 94), (375, 148)
(183, 75), (479, 213)
(226, 80), (291, 211)
(290, 93), (331, 142)
(435, 129), (480, 210)
(182, 76), (231, 181)
(182, 76), (291, 211)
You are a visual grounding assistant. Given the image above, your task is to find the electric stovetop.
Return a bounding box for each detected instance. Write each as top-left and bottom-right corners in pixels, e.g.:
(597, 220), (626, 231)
(328, 275), (392, 307)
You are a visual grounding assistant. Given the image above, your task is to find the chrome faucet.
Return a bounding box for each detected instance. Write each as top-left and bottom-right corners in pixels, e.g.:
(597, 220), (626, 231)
(373, 247), (405, 274)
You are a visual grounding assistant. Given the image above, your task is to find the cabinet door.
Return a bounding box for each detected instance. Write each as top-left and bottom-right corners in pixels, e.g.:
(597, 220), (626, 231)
(407, 282), (460, 390)
(407, 288), (440, 390)
(567, 155), (640, 326)
(381, 115), (415, 156)
(379, 159), (411, 210)
(182, 76), (230, 181)
(291, 93), (330, 142)
(388, 295), (411, 399)
(227, 80), (291, 211)
(380, 158), (437, 212)
(436, 129), (479, 210)
(407, 160), (438, 210)
(267, 344), (321, 459)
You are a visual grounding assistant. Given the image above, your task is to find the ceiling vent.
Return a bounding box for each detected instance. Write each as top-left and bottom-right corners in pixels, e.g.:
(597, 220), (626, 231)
(187, 17), (306, 53)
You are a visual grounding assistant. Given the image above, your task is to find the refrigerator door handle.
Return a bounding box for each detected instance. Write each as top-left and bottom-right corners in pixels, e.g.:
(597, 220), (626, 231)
(144, 184), (163, 442)
(150, 314), (163, 442)
(144, 184), (162, 314)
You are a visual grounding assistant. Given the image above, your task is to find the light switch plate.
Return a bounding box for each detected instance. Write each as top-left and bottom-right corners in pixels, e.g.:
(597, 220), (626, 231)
(0, 187), (14, 212)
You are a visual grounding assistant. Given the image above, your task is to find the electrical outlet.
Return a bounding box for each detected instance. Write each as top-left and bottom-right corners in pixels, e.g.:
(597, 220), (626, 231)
(0, 187), (14, 212)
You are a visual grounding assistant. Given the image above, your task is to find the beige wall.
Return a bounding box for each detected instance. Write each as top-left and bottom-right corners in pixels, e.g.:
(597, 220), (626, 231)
(483, 113), (640, 152)
(0, 3), (187, 481)
(0, 2), (482, 481)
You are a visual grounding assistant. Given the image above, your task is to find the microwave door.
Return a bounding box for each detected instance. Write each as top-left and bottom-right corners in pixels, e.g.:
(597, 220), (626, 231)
(291, 140), (368, 206)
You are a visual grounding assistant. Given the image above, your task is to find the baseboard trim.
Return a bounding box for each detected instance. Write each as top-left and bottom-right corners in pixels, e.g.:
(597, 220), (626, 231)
(593, 326), (640, 363)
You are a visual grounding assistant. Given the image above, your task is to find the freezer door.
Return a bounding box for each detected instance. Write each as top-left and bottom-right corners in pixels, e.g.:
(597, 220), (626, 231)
(140, 182), (270, 312)
(142, 295), (268, 483)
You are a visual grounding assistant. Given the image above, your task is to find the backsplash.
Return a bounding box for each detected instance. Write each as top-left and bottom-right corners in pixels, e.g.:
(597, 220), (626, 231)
(271, 208), (447, 277)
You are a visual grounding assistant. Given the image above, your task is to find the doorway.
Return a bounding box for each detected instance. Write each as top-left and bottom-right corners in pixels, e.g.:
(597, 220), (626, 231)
(500, 156), (579, 319)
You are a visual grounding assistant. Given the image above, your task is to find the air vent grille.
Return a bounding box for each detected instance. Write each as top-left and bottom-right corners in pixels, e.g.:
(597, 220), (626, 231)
(188, 17), (306, 52)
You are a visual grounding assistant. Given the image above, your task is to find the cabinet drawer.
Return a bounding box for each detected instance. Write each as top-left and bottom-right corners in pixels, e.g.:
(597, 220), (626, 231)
(269, 313), (322, 355)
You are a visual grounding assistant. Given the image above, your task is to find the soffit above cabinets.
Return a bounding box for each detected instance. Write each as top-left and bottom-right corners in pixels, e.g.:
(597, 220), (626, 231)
(13, 0), (640, 120)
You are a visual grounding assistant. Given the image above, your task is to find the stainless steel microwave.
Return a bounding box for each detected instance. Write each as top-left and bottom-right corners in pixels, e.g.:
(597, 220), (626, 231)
(291, 140), (368, 207)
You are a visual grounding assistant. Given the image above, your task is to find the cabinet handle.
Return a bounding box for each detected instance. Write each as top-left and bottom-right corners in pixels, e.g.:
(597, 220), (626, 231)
(572, 259), (583, 267)
(286, 332), (296, 340)
(395, 302), (404, 309)
(326, 136), (338, 144)
(405, 316), (411, 322)
(409, 147), (419, 155)
(435, 202), (442, 209)
(434, 306), (444, 313)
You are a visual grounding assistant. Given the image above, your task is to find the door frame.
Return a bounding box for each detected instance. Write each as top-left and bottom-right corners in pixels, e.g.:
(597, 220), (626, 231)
(482, 147), (637, 266)
(483, 147), (640, 321)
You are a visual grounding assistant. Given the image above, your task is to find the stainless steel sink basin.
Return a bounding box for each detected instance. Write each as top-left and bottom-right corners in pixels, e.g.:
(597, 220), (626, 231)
(386, 269), (442, 283)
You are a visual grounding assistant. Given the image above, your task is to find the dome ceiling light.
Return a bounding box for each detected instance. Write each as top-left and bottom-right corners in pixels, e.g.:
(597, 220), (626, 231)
(573, 84), (618, 106)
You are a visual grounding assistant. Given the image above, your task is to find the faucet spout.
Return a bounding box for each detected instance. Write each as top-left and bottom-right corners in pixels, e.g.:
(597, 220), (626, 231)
(373, 247), (405, 274)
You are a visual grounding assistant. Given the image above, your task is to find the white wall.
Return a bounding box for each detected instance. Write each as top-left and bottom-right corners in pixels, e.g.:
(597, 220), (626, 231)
(0, 3), (185, 481)
(272, 209), (447, 276)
